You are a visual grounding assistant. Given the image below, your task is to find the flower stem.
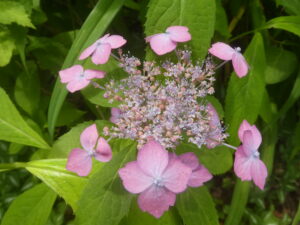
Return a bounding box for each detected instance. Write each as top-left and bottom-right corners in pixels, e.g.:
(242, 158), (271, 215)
(215, 60), (229, 70)
(222, 143), (238, 150)
(91, 81), (105, 90)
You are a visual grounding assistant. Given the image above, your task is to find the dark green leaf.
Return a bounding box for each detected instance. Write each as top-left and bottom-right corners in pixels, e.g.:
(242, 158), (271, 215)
(0, 28), (15, 67)
(225, 33), (266, 145)
(75, 142), (136, 225)
(276, 0), (300, 16)
(145, 0), (216, 60)
(177, 186), (219, 225)
(215, 0), (230, 38)
(1, 183), (56, 225)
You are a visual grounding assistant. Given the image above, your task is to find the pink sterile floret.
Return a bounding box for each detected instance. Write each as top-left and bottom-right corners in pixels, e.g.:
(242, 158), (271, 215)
(79, 34), (127, 65)
(205, 103), (223, 149)
(234, 120), (268, 190)
(59, 65), (105, 93)
(209, 42), (249, 78)
(110, 107), (122, 124)
(177, 152), (213, 187)
(118, 140), (192, 218)
(145, 26), (191, 55)
(66, 124), (112, 176)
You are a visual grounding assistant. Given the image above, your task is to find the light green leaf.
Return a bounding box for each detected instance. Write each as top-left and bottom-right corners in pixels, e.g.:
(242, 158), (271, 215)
(265, 46), (297, 84)
(0, 1), (34, 27)
(276, 0), (300, 16)
(265, 16), (300, 37)
(145, 0), (216, 60)
(75, 142), (136, 225)
(122, 199), (181, 225)
(48, 0), (125, 139)
(0, 87), (49, 149)
(177, 186), (219, 225)
(0, 28), (15, 67)
(1, 183), (56, 225)
(225, 33), (266, 145)
(26, 159), (87, 211)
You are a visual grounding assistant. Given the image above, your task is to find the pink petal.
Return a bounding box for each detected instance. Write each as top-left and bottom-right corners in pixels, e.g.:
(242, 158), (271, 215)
(59, 65), (83, 83)
(251, 159), (268, 190)
(234, 146), (253, 181)
(66, 79), (90, 93)
(137, 185), (176, 218)
(179, 152), (199, 170)
(91, 43), (112, 65)
(118, 161), (153, 194)
(167, 26), (191, 42)
(145, 34), (155, 43)
(149, 33), (177, 55)
(137, 140), (168, 178)
(99, 34), (110, 42)
(80, 124), (98, 151)
(243, 130), (260, 156)
(188, 165), (213, 187)
(84, 69), (106, 79)
(94, 137), (112, 162)
(162, 156), (192, 193)
(79, 43), (97, 60)
(104, 35), (127, 49)
(209, 42), (235, 60)
(66, 148), (92, 176)
(232, 52), (249, 77)
(110, 108), (121, 123)
(238, 120), (262, 149)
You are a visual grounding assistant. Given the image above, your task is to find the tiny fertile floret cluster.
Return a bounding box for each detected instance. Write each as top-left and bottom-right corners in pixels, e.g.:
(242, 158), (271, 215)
(59, 25), (267, 219)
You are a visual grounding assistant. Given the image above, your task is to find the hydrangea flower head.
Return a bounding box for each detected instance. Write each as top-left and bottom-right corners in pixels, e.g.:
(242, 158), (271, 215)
(66, 124), (112, 176)
(59, 65), (105, 93)
(118, 140), (192, 218)
(110, 108), (122, 124)
(79, 34), (127, 64)
(209, 42), (249, 77)
(146, 26), (191, 55)
(234, 120), (267, 189)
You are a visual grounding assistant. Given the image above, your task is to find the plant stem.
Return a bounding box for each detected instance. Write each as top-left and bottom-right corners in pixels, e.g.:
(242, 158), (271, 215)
(0, 162), (27, 171)
(222, 143), (238, 150)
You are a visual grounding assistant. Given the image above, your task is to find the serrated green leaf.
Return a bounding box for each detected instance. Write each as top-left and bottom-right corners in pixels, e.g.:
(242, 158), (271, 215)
(265, 46), (297, 84)
(48, 0), (125, 139)
(145, 0), (215, 60)
(0, 87), (49, 149)
(75, 142), (136, 225)
(0, 28), (15, 67)
(265, 16), (300, 37)
(1, 183), (56, 225)
(0, 1), (34, 27)
(26, 159), (87, 211)
(225, 33), (266, 145)
(177, 186), (219, 225)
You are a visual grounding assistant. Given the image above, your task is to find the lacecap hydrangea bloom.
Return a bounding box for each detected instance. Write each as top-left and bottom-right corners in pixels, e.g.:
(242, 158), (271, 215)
(59, 25), (267, 218)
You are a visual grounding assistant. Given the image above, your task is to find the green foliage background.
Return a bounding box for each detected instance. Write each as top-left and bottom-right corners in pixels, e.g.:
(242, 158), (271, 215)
(0, 0), (299, 225)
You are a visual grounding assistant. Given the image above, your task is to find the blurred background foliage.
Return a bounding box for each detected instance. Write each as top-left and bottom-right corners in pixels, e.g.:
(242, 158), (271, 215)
(0, 0), (299, 225)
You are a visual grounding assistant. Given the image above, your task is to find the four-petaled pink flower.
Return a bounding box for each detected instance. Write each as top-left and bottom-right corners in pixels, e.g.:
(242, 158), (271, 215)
(79, 34), (127, 65)
(118, 140), (192, 218)
(177, 152), (212, 187)
(234, 120), (267, 190)
(209, 42), (249, 78)
(59, 65), (105, 93)
(145, 26), (191, 55)
(66, 124), (112, 176)
(110, 108), (122, 124)
(206, 103), (223, 149)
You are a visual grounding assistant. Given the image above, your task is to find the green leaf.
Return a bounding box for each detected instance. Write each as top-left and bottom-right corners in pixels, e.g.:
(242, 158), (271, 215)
(0, 1), (34, 27)
(122, 199), (181, 225)
(145, 0), (216, 60)
(265, 16), (300, 37)
(199, 146), (233, 175)
(276, 0), (300, 16)
(265, 46), (297, 84)
(26, 159), (87, 211)
(177, 186), (219, 225)
(225, 33), (266, 145)
(75, 142), (136, 225)
(1, 183), (56, 225)
(48, 0), (124, 139)
(14, 62), (40, 116)
(49, 120), (111, 158)
(292, 202), (300, 225)
(0, 87), (49, 149)
(56, 102), (86, 127)
(0, 28), (15, 67)
(224, 181), (250, 225)
(215, 0), (230, 38)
